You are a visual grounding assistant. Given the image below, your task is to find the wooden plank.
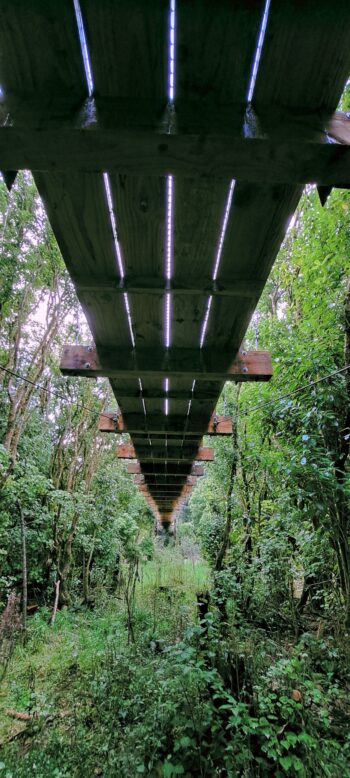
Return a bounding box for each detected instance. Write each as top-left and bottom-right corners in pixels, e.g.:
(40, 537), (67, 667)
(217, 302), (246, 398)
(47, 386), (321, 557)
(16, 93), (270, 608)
(148, 489), (188, 495)
(140, 464), (204, 476)
(144, 479), (186, 485)
(115, 386), (219, 401)
(0, 1), (86, 98)
(79, 0), (168, 427)
(80, 0), (168, 100)
(136, 447), (214, 462)
(149, 485), (193, 492)
(61, 346), (272, 382)
(253, 1), (350, 114)
(99, 412), (122, 432)
(207, 415), (232, 435)
(117, 444), (136, 459)
(99, 412), (231, 434)
(134, 437), (203, 446)
(75, 276), (261, 298)
(176, 0), (263, 104)
(204, 182), (303, 349)
(171, 0), (264, 367)
(1, 111), (350, 184)
(127, 462), (141, 474)
(133, 475), (145, 484)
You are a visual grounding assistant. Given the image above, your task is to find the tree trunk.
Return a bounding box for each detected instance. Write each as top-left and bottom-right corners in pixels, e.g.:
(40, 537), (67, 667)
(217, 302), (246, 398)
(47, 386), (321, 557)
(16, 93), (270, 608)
(83, 534), (95, 604)
(18, 502), (27, 632)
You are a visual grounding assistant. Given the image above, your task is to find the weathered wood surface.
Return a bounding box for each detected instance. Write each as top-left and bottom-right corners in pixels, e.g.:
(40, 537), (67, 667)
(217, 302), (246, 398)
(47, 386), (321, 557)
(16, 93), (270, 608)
(75, 275), (262, 298)
(117, 444), (136, 459)
(133, 447), (214, 462)
(61, 345), (272, 381)
(253, 1), (350, 114)
(135, 464), (204, 477)
(0, 111), (349, 183)
(0, 1), (86, 98)
(126, 462), (141, 474)
(2, 0), (349, 520)
(99, 412), (232, 435)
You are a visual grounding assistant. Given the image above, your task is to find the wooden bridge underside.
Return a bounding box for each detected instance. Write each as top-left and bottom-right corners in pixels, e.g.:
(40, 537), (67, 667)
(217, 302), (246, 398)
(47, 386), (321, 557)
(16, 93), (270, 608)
(1, 1), (350, 525)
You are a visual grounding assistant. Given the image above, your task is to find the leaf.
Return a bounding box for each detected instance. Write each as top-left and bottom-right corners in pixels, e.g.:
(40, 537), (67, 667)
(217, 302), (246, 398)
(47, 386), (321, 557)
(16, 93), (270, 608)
(279, 756), (292, 770)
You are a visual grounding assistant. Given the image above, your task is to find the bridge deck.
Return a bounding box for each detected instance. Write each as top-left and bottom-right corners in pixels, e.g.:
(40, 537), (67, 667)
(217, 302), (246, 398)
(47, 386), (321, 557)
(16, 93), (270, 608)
(1, 0), (349, 524)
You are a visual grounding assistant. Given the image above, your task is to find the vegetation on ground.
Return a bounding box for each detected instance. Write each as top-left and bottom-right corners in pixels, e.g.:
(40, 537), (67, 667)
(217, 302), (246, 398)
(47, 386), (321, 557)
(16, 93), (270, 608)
(0, 167), (350, 776)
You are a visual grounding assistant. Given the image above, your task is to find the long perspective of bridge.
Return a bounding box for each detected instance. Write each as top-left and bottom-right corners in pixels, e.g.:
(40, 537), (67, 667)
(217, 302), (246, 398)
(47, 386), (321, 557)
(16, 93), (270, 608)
(1, 0), (350, 530)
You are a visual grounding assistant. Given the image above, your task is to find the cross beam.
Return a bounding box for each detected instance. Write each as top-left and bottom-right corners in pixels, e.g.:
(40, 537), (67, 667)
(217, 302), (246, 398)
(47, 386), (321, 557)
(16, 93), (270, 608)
(99, 412), (232, 435)
(75, 276), (260, 299)
(126, 463), (204, 476)
(118, 445), (214, 462)
(0, 98), (349, 185)
(61, 346), (272, 382)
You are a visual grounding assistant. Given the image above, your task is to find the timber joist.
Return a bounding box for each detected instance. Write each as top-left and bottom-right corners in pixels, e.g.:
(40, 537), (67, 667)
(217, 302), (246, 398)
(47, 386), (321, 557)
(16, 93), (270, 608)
(1, 99), (350, 185)
(2, 0), (349, 523)
(99, 411), (232, 435)
(61, 346), (272, 383)
(118, 445), (214, 463)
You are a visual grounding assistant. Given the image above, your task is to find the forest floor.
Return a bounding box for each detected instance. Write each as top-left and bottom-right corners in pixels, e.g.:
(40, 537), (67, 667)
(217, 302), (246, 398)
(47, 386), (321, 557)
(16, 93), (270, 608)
(0, 551), (350, 777)
(0, 553), (211, 777)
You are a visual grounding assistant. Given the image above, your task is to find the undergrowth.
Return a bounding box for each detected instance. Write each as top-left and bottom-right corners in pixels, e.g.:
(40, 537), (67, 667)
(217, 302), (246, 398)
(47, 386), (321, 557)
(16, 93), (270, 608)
(0, 554), (349, 777)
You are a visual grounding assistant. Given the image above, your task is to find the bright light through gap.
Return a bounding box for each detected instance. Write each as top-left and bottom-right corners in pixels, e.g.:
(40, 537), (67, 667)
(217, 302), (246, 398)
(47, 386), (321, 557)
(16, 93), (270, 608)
(123, 292), (135, 347)
(199, 295), (213, 349)
(164, 0), (176, 348)
(247, 0), (271, 103)
(73, 0), (94, 97)
(212, 180), (235, 281)
(199, 179), (235, 347)
(168, 0), (176, 101)
(164, 176), (174, 347)
(166, 176), (174, 280)
(164, 377), (169, 416)
(103, 172), (125, 279)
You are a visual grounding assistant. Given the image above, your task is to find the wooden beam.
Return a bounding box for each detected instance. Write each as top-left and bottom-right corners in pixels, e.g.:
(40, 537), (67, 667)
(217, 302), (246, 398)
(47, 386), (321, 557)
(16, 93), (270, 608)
(1, 98), (350, 185)
(133, 434), (201, 442)
(115, 388), (219, 401)
(140, 464), (204, 476)
(117, 444), (136, 459)
(127, 462), (141, 474)
(207, 415), (232, 435)
(99, 412), (232, 435)
(61, 346), (272, 382)
(149, 484), (193, 491)
(99, 412), (122, 432)
(75, 276), (260, 299)
(136, 447), (214, 462)
(144, 473), (199, 481)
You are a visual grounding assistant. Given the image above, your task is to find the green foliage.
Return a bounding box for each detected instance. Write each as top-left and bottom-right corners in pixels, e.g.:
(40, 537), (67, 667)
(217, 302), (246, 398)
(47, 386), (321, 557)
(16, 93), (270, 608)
(1, 127), (350, 777)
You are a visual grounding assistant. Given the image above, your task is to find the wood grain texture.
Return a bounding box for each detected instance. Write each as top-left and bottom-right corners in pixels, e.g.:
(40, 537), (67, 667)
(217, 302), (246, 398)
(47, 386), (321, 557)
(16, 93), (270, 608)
(253, 0), (350, 113)
(3, 124), (350, 182)
(60, 345), (272, 381)
(0, 0), (86, 97)
(80, 0), (168, 100)
(99, 412), (232, 434)
(3, 0), (349, 519)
